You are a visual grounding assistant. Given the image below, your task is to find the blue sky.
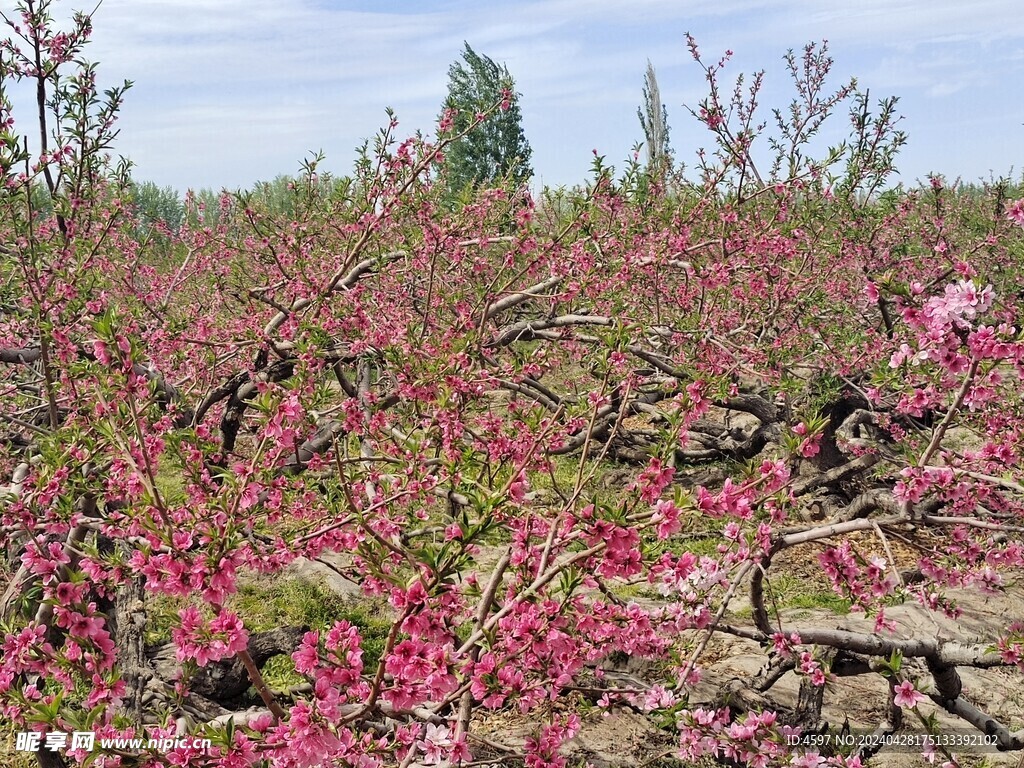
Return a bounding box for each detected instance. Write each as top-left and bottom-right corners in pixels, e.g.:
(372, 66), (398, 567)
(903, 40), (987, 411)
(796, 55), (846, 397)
(22, 0), (1024, 193)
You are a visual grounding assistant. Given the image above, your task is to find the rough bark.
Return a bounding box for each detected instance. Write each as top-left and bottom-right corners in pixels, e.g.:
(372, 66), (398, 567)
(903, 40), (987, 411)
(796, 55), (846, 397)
(147, 625), (307, 702)
(112, 575), (150, 722)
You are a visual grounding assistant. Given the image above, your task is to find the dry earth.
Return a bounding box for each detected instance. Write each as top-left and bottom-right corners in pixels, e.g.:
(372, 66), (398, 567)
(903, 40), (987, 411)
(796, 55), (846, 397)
(291, 551), (1024, 768)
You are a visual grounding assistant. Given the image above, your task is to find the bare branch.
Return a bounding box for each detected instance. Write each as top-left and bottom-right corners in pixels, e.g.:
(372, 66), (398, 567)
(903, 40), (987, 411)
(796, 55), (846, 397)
(484, 275), (564, 321)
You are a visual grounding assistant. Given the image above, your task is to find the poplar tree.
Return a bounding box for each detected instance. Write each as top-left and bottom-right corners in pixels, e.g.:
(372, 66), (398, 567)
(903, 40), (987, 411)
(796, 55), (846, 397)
(439, 43), (532, 199)
(638, 60), (672, 171)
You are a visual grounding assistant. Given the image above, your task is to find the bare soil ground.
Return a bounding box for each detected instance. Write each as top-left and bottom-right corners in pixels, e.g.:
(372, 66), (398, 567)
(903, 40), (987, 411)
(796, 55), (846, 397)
(284, 457), (1024, 768)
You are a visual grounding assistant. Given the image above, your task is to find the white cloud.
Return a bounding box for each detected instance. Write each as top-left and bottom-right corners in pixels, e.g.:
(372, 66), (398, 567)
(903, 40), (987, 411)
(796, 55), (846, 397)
(4, 0), (1017, 191)
(787, 0), (1024, 47)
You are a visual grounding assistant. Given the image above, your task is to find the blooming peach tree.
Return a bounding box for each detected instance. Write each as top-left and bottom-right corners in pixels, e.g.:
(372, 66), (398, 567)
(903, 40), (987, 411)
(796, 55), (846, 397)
(2, 4), (1024, 768)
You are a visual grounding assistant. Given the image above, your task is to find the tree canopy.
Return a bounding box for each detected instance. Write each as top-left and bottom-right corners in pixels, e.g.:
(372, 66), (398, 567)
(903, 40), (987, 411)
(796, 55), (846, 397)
(638, 59), (672, 171)
(438, 42), (533, 200)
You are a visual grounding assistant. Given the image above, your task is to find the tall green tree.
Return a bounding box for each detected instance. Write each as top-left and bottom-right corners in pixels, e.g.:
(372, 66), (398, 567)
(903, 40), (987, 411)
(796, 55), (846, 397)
(130, 180), (184, 232)
(439, 43), (532, 199)
(637, 60), (672, 172)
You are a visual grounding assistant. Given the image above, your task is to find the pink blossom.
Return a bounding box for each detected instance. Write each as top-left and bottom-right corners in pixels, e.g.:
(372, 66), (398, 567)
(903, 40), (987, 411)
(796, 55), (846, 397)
(417, 723), (454, 765)
(652, 499), (682, 539)
(1008, 198), (1024, 226)
(893, 680), (927, 708)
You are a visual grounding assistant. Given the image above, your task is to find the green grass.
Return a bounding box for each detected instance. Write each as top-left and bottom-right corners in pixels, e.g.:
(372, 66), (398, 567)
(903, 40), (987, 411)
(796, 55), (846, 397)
(661, 534), (722, 559)
(782, 590), (852, 614)
(154, 458), (187, 506)
(145, 575), (393, 693)
(235, 577), (392, 670)
(260, 653), (302, 691)
(145, 592), (188, 646)
(241, 580), (392, 695)
(729, 571), (851, 620)
(612, 580), (659, 600)
(767, 572), (851, 614)
(532, 452), (632, 501)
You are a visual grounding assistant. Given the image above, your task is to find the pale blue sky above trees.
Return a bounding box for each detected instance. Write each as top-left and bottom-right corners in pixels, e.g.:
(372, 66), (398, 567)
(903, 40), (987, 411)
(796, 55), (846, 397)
(25, 0), (1023, 192)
